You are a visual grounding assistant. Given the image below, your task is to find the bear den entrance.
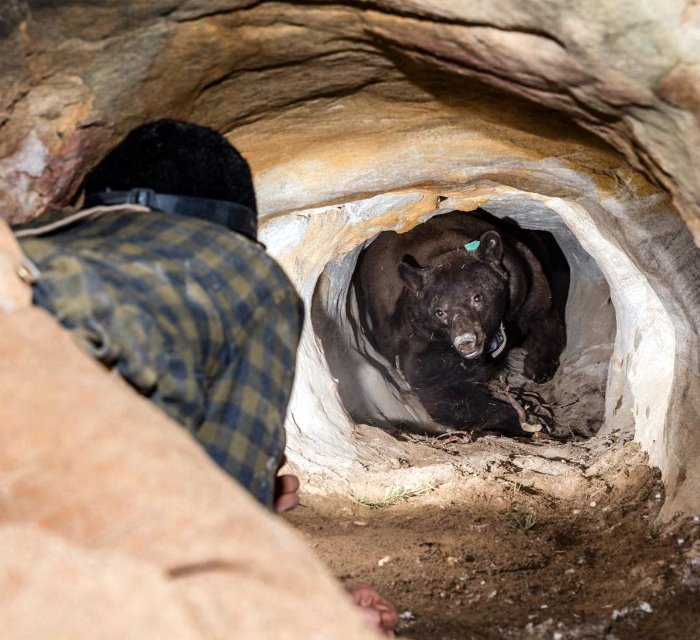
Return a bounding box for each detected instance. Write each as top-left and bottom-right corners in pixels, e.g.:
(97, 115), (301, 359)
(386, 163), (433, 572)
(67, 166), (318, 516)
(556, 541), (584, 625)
(311, 201), (616, 449)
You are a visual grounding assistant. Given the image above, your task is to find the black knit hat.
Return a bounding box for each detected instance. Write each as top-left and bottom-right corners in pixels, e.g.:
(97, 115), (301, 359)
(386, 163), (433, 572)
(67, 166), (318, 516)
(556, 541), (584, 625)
(84, 119), (257, 230)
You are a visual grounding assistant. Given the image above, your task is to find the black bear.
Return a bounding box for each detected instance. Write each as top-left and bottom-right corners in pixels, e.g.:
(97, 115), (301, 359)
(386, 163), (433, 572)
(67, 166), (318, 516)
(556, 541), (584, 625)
(354, 209), (567, 436)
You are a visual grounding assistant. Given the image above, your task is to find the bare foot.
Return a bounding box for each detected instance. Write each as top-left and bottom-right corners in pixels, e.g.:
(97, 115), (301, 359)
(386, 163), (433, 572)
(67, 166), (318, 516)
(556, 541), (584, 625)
(347, 583), (399, 637)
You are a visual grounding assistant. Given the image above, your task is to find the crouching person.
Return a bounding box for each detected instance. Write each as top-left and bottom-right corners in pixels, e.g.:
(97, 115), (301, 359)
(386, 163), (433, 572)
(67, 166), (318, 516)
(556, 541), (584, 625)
(14, 119), (301, 511)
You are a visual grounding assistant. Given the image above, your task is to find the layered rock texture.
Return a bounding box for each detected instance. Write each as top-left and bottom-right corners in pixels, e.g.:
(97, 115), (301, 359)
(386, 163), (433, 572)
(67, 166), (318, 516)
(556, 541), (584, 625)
(1, 0), (699, 532)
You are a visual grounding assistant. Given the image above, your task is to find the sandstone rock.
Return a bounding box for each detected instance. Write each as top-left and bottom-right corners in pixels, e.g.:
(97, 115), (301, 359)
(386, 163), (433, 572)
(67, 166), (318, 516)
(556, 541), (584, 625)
(0, 525), (200, 640)
(0, 303), (380, 639)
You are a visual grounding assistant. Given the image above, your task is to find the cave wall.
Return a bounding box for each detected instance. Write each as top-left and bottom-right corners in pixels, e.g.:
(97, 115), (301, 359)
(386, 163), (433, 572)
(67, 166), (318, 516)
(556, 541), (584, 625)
(1, 1), (699, 517)
(3, 2), (700, 237)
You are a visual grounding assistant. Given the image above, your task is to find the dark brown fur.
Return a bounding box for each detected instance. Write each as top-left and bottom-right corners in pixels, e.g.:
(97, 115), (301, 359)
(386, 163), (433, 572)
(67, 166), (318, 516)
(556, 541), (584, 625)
(354, 210), (566, 435)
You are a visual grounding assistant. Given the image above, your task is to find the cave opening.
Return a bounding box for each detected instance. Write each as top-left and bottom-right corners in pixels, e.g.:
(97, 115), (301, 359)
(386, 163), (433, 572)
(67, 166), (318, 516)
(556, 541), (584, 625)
(311, 195), (614, 451)
(240, 57), (691, 514)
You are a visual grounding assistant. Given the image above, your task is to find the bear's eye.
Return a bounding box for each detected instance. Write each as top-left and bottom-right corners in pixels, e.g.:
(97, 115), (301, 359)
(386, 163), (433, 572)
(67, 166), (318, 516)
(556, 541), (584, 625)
(435, 309), (446, 318)
(473, 294), (482, 303)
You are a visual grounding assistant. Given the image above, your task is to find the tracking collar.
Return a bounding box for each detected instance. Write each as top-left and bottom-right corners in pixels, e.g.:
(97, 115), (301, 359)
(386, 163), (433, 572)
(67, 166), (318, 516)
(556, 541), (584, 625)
(486, 322), (507, 358)
(85, 188), (257, 241)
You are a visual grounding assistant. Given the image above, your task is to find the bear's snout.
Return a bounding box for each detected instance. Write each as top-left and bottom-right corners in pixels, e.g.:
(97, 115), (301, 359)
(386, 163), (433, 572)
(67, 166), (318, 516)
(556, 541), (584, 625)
(453, 331), (482, 358)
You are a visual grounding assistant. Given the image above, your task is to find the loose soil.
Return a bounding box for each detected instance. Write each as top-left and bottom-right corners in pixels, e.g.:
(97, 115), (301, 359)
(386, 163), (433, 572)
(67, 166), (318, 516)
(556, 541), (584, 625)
(286, 430), (700, 640)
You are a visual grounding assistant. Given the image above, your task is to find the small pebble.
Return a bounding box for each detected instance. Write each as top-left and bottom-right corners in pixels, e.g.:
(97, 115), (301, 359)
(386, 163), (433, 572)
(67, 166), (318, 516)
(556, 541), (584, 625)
(678, 539), (685, 546)
(399, 610), (415, 621)
(541, 604), (548, 609)
(590, 501), (597, 507)
(353, 521), (368, 527)
(693, 516), (699, 525)
(572, 509), (580, 515)
(378, 555), (392, 566)
(655, 493), (662, 500)
(553, 633), (564, 640)
(488, 590), (498, 599)
(446, 556), (459, 565)
(640, 602), (653, 613)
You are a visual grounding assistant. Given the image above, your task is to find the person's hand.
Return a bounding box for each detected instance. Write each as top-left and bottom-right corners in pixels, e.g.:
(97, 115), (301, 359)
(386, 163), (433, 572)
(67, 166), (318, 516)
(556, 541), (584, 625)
(347, 584), (399, 637)
(274, 455), (300, 513)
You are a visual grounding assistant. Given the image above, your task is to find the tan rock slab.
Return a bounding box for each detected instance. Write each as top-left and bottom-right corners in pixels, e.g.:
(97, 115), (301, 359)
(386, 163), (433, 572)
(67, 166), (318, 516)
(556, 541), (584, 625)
(0, 306), (379, 639)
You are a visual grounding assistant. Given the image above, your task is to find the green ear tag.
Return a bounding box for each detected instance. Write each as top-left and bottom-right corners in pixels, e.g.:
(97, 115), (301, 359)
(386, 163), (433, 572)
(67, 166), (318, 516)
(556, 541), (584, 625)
(464, 240), (481, 252)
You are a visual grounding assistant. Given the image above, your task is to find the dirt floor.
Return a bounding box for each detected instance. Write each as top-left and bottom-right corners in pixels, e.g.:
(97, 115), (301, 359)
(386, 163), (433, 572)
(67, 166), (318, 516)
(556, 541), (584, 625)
(286, 429), (700, 640)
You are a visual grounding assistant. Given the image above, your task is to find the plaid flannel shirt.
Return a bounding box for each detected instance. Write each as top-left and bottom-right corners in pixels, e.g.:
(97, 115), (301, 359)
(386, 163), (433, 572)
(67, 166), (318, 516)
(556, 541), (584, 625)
(16, 207), (303, 509)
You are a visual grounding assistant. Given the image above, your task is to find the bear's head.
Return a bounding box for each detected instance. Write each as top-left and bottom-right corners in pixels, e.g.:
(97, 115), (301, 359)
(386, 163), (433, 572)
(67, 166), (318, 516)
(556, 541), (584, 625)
(397, 230), (509, 361)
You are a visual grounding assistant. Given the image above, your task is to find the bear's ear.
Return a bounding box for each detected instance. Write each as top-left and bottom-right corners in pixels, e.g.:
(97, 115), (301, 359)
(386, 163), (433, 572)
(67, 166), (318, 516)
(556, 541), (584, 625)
(476, 230), (503, 266)
(398, 261), (428, 292)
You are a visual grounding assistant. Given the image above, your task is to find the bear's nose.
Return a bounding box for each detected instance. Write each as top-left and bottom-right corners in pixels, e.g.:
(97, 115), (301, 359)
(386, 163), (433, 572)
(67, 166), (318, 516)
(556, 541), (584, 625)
(453, 332), (480, 358)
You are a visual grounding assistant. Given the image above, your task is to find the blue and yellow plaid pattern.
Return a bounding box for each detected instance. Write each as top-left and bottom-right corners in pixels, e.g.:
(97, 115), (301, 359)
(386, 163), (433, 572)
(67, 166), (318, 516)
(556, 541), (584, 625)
(16, 208), (303, 509)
